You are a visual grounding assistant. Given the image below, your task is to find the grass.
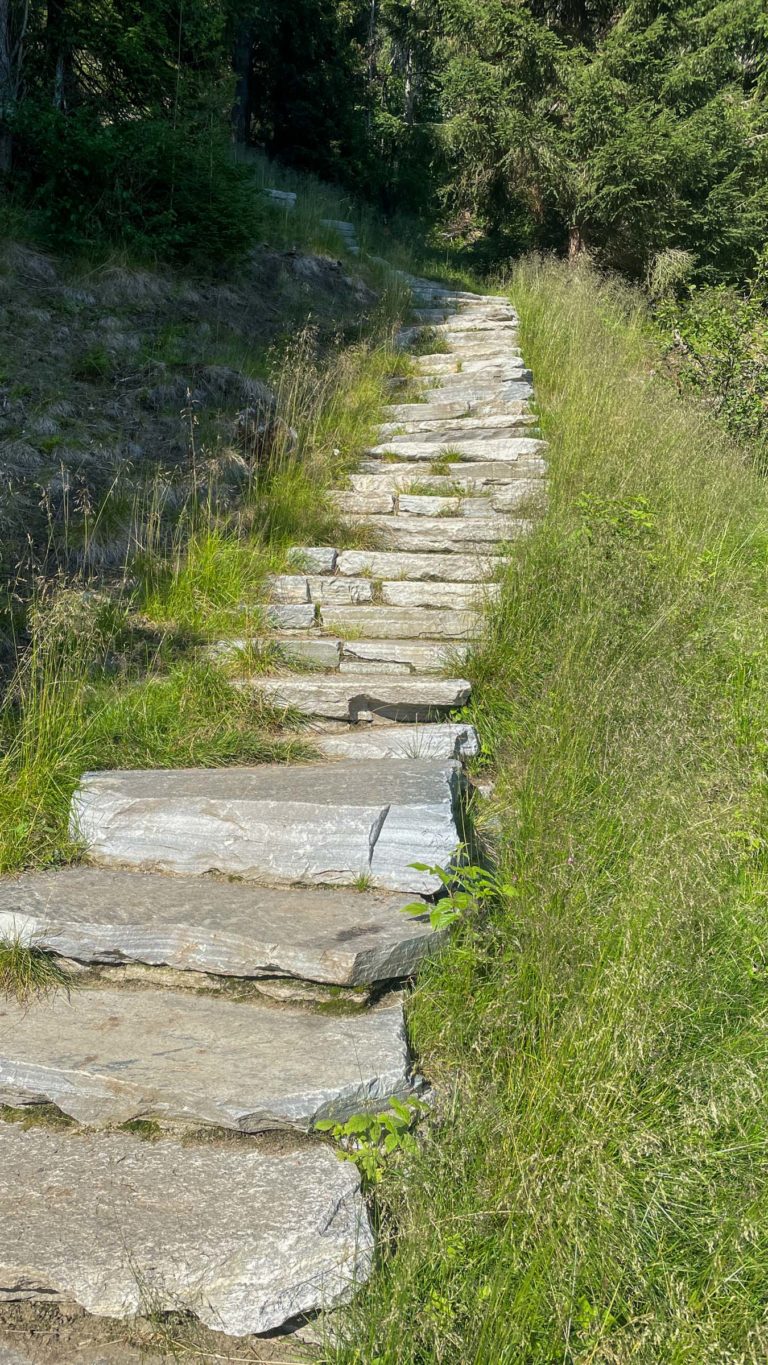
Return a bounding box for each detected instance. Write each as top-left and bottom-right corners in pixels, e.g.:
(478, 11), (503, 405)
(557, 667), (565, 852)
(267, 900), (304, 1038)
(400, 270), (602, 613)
(0, 938), (73, 1004)
(332, 259), (768, 1362)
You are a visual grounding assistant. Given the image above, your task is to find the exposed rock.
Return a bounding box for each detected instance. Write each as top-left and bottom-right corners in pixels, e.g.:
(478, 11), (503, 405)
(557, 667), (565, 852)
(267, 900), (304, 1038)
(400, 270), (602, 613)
(0, 867), (438, 985)
(319, 604), (480, 640)
(71, 760), (463, 892)
(249, 672), (471, 721)
(336, 549), (493, 581)
(288, 546), (338, 573)
(0, 1121), (373, 1335)
(0, 989), (412, 1129)
(315, 722), (479, 762)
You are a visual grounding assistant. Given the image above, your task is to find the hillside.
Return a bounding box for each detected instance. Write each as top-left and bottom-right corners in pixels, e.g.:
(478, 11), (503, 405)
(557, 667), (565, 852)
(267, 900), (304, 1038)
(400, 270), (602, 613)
(2, 3), (768, 1363)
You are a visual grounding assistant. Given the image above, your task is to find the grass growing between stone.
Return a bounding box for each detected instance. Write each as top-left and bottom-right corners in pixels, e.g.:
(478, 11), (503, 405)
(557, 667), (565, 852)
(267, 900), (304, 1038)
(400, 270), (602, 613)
(334, 260), (768, 1363)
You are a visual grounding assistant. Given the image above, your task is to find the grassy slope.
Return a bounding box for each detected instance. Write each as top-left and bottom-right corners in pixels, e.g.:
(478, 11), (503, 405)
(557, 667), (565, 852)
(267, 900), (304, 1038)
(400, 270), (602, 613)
(337, 260), (768, 1363)
(0, 175), (417, 873)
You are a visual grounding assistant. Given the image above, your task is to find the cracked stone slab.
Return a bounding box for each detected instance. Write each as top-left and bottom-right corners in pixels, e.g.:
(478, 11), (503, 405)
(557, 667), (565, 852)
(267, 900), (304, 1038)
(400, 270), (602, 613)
(0, 989), (411, 1129)
(343, 515), (526, 552)
(329, 491), (395, 515)
(340, 638), (468, 672)
(0, 868), (440, 985)
(266, 604), (316, 630)
(0, 1121), (373, 1335)
(320, 604), (480, 640)
(71, 760), (463, 892)
(246, 673), (471, 721)
(336, 549), (494, 581)
(315, 723), (478, 762)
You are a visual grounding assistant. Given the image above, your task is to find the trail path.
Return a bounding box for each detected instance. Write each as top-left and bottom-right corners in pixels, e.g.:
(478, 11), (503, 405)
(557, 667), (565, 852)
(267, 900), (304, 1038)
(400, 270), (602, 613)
(0, 230), (544, 1350)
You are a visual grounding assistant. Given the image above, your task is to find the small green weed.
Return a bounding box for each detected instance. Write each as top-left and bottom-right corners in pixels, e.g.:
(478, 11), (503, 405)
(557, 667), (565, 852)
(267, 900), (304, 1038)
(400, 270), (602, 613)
(316, 1096), (427, 1186)
(0, 937), (72, 1004)
(403, 853), (516, 930)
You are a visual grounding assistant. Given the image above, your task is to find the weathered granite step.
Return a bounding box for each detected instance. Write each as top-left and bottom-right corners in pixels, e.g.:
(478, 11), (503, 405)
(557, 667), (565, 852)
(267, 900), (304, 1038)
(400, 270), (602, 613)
(315, 722), (479, 761)
(380, 580), (499, 608)
(339, 638), (468, 672)
(369, 436), (546, 463)
(0, 987), (411, 1129)
(353, 460), (545, 489)
(336, 548), (494, 580)
(384, 398), (530, 422)
(377, 414), (538, 439)
(0, 1122), (372, 1336)
(414, 354), (523, 373)
(343, 514), (527, 552)
(319, 604), (480, 639)
(73, 760), (463, 892)
(0, 868), (439, 984)
(247, 671), (471, 719)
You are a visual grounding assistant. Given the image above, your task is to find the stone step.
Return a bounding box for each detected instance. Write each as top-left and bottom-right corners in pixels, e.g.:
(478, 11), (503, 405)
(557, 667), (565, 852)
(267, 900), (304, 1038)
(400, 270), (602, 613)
(246, 671), (471, 719)
(339, 637), (468, 672)
(384, 398), (531, 422)
(380, 580), (499, 608)
(413, 354), (523, 373)
(369, 436), (546, 463)
(342, 514), (527, 553)
(72, 760), (463, 893)
(377, 414), (538, 439)
(396, 493), (493, 517)
(318, 604), (480, 640)
(0, 986), (410, 1129)
(353, 460), (545, 489)
(315, 722), (479, 762)
(336, 548), (494, 580)
(0, 1121), (372, 1336)
(0, 868), (439, 985)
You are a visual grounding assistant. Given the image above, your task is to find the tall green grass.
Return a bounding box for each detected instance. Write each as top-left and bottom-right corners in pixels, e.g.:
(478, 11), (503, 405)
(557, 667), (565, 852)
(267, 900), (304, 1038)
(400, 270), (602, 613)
(336, 260), (768, 1362)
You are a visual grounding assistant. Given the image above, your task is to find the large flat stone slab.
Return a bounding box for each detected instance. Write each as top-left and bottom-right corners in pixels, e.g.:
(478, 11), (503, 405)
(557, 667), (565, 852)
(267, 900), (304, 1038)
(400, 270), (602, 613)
(0, 868), (440, 985)
(380, 580), (498, 608)
(72, 760), (463, 892)
(344, 515), (525, 552)
(384, 398), (530, 422)
(353, 460), (545, 490)
(369, 437), (546, 462)
(377, 414), (537, 440)
(0, 988), (411, 1128)
(340, 638), (468, 672)
(320, 604), (480, 639)
(337, 549), (494, 581)
(0, 1122), (373, 1335)
(315, 723), (478, 762)
(248, 672), (471, 719)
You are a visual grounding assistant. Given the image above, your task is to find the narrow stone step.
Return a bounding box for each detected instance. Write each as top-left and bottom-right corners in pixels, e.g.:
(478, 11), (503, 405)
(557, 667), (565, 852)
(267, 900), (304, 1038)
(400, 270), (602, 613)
(369, 436), (546, 463)
(353, 460), (545, 490)
(0, 1122), (372, 1336)
(384, 398), (530, 422)
(397, 493), (494, 517)
(0, 987), (410, 1128)
(330, 490), (395, 515)
(319, 604), (480, 639)
(413, 355), (523, 373)
(376, 412), (534, 439)
(72, 760), (463, 892)
(246, 671), (472, 719)
(337, 548), (494, 580)
(315, 722), (479, 762)
(0, 868), (439, 984)
(339, 638), (468, 673)
(380, 580), (499, 608)
(342, 514), (527, 552)
(419, 380), (533, 404)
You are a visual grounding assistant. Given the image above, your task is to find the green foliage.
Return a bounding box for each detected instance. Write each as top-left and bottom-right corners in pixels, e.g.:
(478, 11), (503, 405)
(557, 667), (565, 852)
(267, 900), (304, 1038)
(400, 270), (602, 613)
(0, 937), (72, 1004)
(403, 853), (517, 930)
(11, 107), (259, 262)
(316, 1096), (426, 1187)
(332, 260), (768, 1361)
(657, 252), (768, 464)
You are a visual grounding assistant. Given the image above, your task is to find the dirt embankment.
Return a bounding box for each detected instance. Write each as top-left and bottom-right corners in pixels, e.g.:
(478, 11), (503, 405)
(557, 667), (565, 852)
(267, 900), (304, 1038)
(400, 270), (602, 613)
(0, 242), (377, 590)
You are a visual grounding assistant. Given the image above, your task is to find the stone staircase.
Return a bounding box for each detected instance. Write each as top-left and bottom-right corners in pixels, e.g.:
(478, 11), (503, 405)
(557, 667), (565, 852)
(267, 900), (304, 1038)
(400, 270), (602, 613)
(0, 240), (544, 1350)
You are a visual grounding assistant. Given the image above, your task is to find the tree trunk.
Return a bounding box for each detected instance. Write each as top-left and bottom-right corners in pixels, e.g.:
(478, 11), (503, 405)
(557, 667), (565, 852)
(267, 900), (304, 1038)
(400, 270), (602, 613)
(568, 225), (586, 260)
(0, 0), (30, 173)
(231, 21), (254, 144)
(47, 0), (74, 111)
